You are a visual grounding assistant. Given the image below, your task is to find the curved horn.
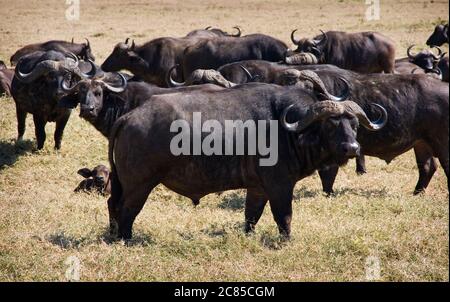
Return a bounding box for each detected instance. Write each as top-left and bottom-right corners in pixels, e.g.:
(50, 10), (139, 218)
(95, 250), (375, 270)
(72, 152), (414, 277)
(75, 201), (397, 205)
(80, 59), (97, 79)
(100, 72), (128, 93)
(281, 101), (345, 133)
(232, 26), (242, 37)
(342, 102), (388, 131)
(166, 65), (185, 87)
(239, 65), (256, 82)
(407, 44), (416, 59)
(71, 37), (74, 44)
(131, 40), (136, 50)
(291, 29), (300, 45)
(84, 38), (91, 48)
(60, 74), (84, 93)
(205, 26), (212, 30)
(295, 70), (350, 102)
(65, 52), (79, 68)
(314, 30), (327, 46)
(15, 60), (61, 83)
(431, 46), (445, 60)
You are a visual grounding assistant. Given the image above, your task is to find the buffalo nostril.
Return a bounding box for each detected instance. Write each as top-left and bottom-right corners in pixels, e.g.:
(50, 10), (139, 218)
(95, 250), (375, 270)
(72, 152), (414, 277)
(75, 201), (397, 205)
(342, 142), (360, 157)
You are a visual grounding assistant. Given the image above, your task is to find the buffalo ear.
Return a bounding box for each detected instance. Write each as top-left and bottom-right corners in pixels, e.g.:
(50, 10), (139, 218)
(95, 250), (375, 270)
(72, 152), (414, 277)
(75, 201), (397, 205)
(77, 168), (92, 178)
(58, 95), (79, 109)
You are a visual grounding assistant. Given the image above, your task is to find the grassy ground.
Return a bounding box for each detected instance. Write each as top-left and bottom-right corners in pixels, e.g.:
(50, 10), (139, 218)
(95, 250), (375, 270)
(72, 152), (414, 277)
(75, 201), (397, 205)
(0, 0), (448, 281)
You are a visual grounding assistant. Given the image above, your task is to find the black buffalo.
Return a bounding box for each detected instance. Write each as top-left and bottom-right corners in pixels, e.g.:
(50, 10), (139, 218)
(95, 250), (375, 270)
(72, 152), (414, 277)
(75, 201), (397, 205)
(100, 30), (230, 87)
(426, 23), (448, 47)
(106, 83), (386, 239)
(11, 50), (95, 149)
(180, 34), (288, 78)
(220, 61), (449, 194)
(286, 30), (396, 73)
(60, 68), (223, 137)
(10, 39), (95, 66)
(395, 45), (445, 74)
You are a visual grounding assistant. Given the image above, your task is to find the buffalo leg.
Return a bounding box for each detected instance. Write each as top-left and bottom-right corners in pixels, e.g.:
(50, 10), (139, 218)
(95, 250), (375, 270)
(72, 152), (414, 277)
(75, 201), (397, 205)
(266, 183), (294, 239)
(117, 180), (157, 240)
(413, 142), (437, 195)
(16, 105), (27, 141)
(355, 155), (367, 175)
(318, 166), (339, 194)
(244, 189), (268, 233)
(54, 111), (71, 150)
(32, 115), (47, 150)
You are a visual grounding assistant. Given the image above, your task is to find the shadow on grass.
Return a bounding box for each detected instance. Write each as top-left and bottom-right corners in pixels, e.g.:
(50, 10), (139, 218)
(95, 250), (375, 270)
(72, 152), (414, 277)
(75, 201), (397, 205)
(0, 139), (34, 171)
(218, 192), (245, 211)
(293, 187), (320, 200)
(48, 230), (155, 249)
(260, 231), (289, 250)
(333, 187), (389, 198)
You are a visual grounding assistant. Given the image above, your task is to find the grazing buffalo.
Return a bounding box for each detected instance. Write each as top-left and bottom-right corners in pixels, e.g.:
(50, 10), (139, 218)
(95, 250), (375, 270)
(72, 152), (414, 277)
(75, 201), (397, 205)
(186, 26), (242, 38)
(11, 50), (95, 149)
(180, 34), (288, 78)
(0, 60), (14, 96)
(75, 165), (111, 195)
(286, 30), (396, 73)
(426, 23), (448, 47)
(106, 83), (386, 239)
(437, 56), (449, 82)
(60, 67), (223, 137)
(10, 39), (95, 66)
(101, 31), (226, 87)
(273, 68), (449, 195)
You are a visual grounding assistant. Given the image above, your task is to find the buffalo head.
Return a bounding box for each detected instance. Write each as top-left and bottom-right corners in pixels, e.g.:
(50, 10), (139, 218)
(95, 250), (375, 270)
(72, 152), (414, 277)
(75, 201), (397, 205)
(59, 67), (127, 121)
(79, 38), (96, 62)
(407, 45), (446, 71)
(287, 29), (328, 61)
(75, 165), (111, 195)
(281, 100), (387, 165)
(426, 23), (448, 47)
(101, 38), (148, 73)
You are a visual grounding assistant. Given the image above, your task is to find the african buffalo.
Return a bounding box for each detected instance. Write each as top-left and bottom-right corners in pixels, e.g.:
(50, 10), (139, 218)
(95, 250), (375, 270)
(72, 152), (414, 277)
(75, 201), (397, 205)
(10, 39), (95, 66)
(180, 34), (288, 78)
(286, 30), (396, 73)
(395, 45), (446, 73)
(60, 67), (223, 137)
(275, 68), (449, 195)
(11, 50), (95, 149)
(426, 23), (448, 47)
(100, 31), (225, 87)
(222, 61), (449, 194)
(75, 165), (111, 195)
(106, 82), (386, 239)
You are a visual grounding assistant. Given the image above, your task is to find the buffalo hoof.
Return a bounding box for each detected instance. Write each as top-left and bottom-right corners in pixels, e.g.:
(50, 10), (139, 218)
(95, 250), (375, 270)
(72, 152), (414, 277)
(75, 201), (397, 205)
(356, 169), (367, 175)
(413, 188), (426, 195)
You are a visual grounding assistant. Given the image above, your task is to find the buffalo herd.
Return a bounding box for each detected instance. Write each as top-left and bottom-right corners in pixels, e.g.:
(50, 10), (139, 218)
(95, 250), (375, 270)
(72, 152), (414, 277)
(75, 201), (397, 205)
(0, 24), (448, 240)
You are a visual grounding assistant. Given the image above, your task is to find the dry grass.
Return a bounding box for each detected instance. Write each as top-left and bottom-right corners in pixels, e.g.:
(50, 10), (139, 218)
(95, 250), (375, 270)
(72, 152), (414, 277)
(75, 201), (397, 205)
(0, 0), (448, 281)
